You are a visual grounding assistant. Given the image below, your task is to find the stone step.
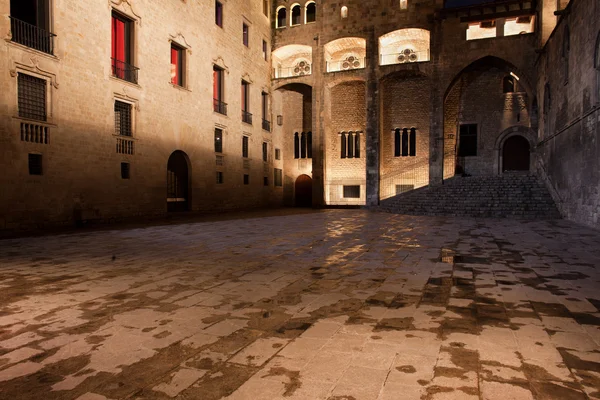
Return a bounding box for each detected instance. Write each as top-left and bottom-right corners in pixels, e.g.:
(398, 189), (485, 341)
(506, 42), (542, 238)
(374, 174), (561, 219)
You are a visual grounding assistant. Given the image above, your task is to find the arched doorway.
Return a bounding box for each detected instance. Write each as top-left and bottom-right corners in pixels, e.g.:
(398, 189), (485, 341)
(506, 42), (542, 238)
(167, 151), (190, 212)
(502, 136), (530, 172)
(295, 174), (312, 207)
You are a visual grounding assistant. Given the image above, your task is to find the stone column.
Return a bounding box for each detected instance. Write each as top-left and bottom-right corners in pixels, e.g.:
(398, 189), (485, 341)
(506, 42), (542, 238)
(365, 29), (380, 206)
(312, 34), (325, 207)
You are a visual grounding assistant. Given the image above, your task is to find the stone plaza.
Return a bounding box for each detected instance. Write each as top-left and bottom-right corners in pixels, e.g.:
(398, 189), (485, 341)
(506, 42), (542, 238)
(0, 210), (599, 399)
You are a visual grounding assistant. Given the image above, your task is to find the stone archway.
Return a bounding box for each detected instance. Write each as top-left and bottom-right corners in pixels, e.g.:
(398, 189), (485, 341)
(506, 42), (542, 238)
(295, 174), (312, 207)
(502, 135), (530, 172)
(494, 126), (536, 175)
(167, 150), (190, 212)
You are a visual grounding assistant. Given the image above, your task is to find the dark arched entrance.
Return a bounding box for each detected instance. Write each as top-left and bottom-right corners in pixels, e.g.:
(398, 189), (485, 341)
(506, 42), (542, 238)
(502, 136), (530, 172)
(295, 174), (312, 207)
(167, 150), (190, 212)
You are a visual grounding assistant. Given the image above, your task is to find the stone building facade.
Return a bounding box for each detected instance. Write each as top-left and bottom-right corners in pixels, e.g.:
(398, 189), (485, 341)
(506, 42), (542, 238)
(0, 0), (598, 230)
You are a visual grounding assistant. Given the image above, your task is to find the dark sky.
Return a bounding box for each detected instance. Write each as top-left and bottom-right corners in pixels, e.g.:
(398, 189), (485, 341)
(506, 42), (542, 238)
(444, 0), (501, 8)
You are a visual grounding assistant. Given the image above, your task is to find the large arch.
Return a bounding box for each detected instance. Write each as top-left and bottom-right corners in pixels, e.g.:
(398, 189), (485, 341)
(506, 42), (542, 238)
(324, 37), (366, 72)
(379, 28), (430, 66)
(272, 45), (313, 79)
(442, 56), (534, 178)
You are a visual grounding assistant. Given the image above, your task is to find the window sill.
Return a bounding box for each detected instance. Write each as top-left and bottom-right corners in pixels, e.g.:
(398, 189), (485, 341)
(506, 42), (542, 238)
(169, 83), (191, 92)
(13, 116), (56, 127)
(6, 40), (59, 60)
(109, 75), (141, 88)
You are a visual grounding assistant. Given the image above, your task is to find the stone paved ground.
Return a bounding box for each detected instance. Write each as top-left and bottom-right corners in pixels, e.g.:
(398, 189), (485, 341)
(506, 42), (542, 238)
(0, 210), (599, 400)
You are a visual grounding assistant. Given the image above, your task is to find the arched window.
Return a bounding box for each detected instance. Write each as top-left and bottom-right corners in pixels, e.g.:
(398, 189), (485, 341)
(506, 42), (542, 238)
(562, 26), (570, 84)
(341, 6), (348, 19)
(503, 76), (515, 93)
(294, 132), (300, 158)
(300, 131), (307, 158)
(340, 131), (361, 158)
(340, 132), (347, 158)
(401, 128), (409, 156)
(394, 128), (401, 157)
(409, 128), (416, 156)
(276, 7), (286, 28)
(305, 2), (316, 23)
(291, 4), (301, 26)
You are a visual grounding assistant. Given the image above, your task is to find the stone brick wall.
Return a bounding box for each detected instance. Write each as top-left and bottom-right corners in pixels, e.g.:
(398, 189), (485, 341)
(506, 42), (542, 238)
(536, 0), (600, 228)
(0, 0), (281, 230)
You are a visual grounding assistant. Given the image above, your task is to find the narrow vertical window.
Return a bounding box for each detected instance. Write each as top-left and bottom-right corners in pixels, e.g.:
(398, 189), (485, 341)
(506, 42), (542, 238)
(341, 6), (348, 18)
(28, 154), (43, 175)
(121, 162), (130, 179)
(262, 142), (268, 162)
(262, 40), (268, 61)
(294, 132), (300, 159)
(263, 0), (269, 16)
(242, 136), (249, 158)
(409, 128), (416, 156)
(111, 13), (135, 83)
(401, 128), (409, 157)
(242, 80), (251, 124)
(214, 128), (223, 153)
(213, 66), (226, 114)
(340, 132), (347, 158)
(306, 2), (316, 23)
(394, 128), (401, 157)
(300, 132), (307, 158)
(307, 132), (312, 158)
(215, 1), (223, 27)
(276, 7), (287, 28)
(262, 92), (270, 131)
(170, 44), (184, 86)
(291, 4), (301, 26)
(243, 23), (249, 47)
(354, 132), (360, 158)
(275, 148), (281, 160)
(347, 132), (354, 159)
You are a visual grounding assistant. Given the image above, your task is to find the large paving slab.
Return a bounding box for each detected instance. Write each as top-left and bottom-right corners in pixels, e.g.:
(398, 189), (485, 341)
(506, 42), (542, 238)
(0, 210), (599, 400)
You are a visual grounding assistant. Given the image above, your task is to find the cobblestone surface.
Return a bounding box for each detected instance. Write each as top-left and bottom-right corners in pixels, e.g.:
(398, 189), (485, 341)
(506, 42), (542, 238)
(0, 210), (599, 400)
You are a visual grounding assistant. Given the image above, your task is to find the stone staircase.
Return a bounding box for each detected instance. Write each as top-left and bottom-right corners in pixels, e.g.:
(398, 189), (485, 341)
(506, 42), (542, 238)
(375, 174), (561, 219)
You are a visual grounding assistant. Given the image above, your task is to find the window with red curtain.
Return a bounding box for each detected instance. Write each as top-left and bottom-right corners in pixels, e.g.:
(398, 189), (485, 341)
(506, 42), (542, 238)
(215, 1), (223, 27)
(213, 66), (222, 101)
(171, 44), (183, 86)
(111, 13), (130, 79)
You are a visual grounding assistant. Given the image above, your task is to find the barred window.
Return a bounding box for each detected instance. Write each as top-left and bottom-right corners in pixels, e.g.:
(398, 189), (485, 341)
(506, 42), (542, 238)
(262, 142), (268, 162)
(343, 185), (360, 198)
(115, 100), (132, 136)
(18, 73), (47, 121)
(242, 136), (249, 158)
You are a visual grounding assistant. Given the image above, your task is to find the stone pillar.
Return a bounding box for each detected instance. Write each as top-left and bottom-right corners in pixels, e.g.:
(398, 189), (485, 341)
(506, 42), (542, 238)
(429, 18), (444, 186)
(312, 34), (325, 207)
(365, 29), (380, 206)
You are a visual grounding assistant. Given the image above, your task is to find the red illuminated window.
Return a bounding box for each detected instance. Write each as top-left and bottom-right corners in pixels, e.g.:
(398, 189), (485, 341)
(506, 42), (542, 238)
(111, 12), (134, 82)
(171, 44), (184, 86)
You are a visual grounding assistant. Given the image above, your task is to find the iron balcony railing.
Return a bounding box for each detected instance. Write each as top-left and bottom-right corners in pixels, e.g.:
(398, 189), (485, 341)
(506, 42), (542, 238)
(213, 98), (227, 115)
(242, 110), (253, 124)
(111, 58), (139, 84)
(10, 17), (56, 55)
(262, 119), (271, 132)
(273, 65), (312, 79)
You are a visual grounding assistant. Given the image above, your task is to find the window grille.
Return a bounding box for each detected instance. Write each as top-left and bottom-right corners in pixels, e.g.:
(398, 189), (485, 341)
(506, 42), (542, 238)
(262, 142), (268, 162)
(343, 185), (360, 198)
(115, 101), (132, 136)
(28, 154), (42, 175)
(242, 136), (249, 158)
(18, 73), (46, 121)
